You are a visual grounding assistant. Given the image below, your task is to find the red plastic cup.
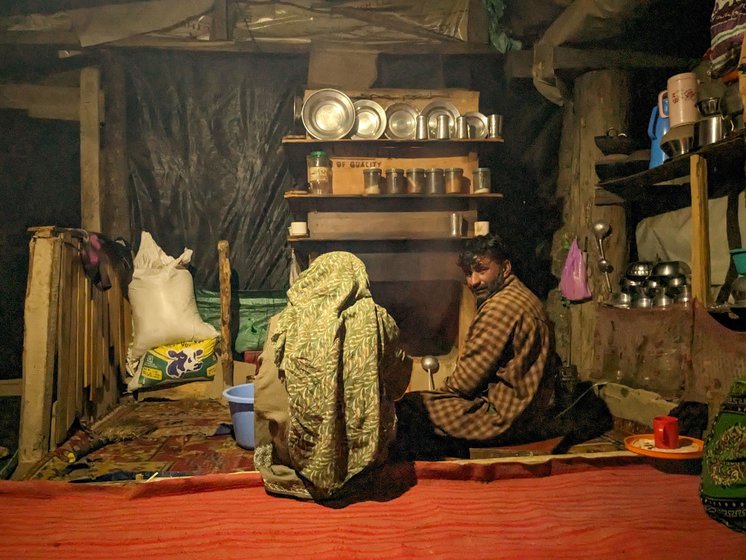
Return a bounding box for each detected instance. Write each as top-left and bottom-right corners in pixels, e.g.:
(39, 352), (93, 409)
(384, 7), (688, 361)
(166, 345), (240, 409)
(653, 415), (679, 449)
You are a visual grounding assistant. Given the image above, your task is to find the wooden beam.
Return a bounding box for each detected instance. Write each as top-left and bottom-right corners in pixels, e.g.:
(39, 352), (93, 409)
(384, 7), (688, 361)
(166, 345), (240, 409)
(0, 85), (80, 121)
(0, 31), (79, 46)
(80, 66), (102, 232)
(505, 47), (690, 79)
(690, 154), (711, 307)
(19, 232), (62, 463)
(100, 57), (131, 240)
(0, 379), (22, 397)
(210, 0), (229, 41)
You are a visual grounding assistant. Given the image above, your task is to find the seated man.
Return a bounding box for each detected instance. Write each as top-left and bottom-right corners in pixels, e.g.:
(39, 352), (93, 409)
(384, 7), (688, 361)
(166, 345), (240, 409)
(253, 251), (411, 500)
(396, 234), (562, 459)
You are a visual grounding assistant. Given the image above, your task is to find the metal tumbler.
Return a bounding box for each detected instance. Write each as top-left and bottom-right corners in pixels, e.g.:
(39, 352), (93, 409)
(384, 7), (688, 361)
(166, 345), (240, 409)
(436, 114), (450, 139)
(455, 116), (468, 139)
(487, 114), (503, 138)
(415, 115), (429, 140)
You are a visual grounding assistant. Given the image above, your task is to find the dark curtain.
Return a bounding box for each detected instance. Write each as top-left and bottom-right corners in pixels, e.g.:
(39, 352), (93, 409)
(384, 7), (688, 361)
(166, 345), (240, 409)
(123, 50), (307, 290)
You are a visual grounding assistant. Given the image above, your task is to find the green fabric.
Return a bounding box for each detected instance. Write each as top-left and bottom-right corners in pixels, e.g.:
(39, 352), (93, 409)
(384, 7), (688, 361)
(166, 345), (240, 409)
(271, 252), (408, 499)
(195, 289), (286, 352)
(701, 376), (746, 533)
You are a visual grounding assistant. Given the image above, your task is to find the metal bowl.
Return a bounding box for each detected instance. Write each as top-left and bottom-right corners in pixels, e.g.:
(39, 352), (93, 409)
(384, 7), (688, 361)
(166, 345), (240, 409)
(421, 99), (460, 138)
(301, 89), (355, 140)
(384, 102), (419, 140)
(660, 124), (695, 157)
(652, 261), (690, 278)
(352, 99), (386, 140)
(626, 261), (654, 279)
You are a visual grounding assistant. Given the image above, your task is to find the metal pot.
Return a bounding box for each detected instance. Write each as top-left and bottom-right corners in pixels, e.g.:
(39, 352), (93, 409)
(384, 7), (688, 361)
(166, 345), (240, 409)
(694, 115), (732, 148)
(625, 261), (654, 279)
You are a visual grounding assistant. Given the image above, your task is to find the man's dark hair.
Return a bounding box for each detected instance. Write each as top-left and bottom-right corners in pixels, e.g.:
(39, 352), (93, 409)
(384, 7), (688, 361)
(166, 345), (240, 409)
(457, 233), (510, 271)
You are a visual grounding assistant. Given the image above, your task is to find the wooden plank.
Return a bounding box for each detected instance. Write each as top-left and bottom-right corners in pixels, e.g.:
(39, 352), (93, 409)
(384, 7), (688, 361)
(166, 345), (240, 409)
(0, 379), (23, 397)
(67, 248), (81, 424)
(74, 251), (84, 414)
(0, 85), (80, 121)
(18, 234), (62, 464)
(80, 67), (102, 231)
(52, 240), (71, 446)
(690, 154), (711, 306)
(83, 273), (91, 391)
(218, 240), (234, 386)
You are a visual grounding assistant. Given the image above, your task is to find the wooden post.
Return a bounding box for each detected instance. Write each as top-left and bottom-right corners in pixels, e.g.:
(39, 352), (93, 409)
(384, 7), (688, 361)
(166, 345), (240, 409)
(690, 154), (711, 306)
(547, 69), (631, 378)
(218, 240), (234, 385)
(18, 230), (62, 466)
(101, 57), (130, 241)
(80, 66), (102, 232)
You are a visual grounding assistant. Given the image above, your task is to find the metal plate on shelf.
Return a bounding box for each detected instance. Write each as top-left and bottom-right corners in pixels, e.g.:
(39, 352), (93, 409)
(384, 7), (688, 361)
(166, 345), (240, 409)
(352, 99), (387, 140)
(384, 102), (419, 140)
(463, 111), (488, 139)
(301, 89), (356, 140)
(421, 99), (460, 138)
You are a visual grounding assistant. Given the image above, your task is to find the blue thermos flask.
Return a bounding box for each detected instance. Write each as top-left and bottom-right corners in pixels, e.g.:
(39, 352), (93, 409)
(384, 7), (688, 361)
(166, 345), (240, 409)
(648, 98), (670, 168)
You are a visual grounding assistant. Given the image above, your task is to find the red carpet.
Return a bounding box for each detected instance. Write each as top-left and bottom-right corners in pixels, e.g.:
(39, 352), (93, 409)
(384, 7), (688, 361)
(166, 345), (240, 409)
(0, 460), (743, 560)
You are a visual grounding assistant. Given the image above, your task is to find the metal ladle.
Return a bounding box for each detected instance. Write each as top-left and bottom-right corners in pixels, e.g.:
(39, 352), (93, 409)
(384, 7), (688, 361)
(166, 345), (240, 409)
(421, 355), (439, 391)
(592, 220), (613, 293)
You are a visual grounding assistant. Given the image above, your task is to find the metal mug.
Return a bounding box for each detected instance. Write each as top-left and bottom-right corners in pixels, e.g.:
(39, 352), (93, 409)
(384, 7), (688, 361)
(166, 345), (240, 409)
(658, 72), (699, 127)
(415, 115), (429, 140)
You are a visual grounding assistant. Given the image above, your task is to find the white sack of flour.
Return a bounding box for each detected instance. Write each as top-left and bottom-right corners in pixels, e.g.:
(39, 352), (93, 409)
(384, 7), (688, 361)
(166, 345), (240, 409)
(126, 232), (219, 375)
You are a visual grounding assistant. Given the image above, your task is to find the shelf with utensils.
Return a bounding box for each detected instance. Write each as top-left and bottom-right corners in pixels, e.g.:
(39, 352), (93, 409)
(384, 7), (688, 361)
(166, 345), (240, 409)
(595, 130), (746, 308)
(595, 131), (745, 204)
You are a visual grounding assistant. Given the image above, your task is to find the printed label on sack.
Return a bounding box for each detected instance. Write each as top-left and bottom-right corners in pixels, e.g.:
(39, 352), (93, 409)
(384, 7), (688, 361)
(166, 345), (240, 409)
(136, 337), (218, 388)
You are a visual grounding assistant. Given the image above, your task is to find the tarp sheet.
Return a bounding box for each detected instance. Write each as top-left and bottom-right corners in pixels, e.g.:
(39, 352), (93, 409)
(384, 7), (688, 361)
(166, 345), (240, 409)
(123, 50), (308, 290)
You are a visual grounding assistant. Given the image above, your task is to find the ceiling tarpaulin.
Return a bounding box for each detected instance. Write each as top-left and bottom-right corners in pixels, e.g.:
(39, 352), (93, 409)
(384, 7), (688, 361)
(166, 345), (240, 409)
(533, 0), (651, 105)
(69, 0), (214, 46)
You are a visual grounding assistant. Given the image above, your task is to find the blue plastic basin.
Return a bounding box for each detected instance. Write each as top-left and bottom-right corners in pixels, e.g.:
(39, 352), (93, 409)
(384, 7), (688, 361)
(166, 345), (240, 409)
(223, 383), (255, 450)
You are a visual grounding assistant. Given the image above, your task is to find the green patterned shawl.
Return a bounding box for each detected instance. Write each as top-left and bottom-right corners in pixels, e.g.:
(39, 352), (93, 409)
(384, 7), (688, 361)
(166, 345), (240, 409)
(272, 252), (406, 498)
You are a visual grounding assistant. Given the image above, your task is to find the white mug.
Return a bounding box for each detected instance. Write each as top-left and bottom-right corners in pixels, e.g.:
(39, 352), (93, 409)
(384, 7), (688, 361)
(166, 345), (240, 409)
(474, 221), (490, 236)
(658, 72), (699, 127)
(288, 221), (308, 237)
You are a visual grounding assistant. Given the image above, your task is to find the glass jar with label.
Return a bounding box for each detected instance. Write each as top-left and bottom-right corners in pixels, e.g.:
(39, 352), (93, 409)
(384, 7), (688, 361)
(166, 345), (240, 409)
(306, 150), (332, 194)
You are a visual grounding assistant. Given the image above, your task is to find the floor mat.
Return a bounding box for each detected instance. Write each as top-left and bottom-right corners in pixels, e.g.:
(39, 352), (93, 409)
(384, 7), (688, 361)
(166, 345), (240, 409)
(28, 399), (254, 481)
(25, 400), (641, 482)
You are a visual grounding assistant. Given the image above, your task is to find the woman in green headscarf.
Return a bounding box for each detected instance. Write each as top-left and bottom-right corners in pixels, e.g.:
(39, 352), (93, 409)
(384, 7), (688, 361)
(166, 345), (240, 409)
(254, 252), (411, 500)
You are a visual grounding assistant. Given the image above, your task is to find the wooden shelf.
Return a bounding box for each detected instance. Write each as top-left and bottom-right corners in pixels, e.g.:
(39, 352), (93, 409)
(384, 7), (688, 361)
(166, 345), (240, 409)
(284, 192), (503, 216)
(596, 132), (745, 203)
(281, 135), (504, 163)
(287, 236), (474, 254)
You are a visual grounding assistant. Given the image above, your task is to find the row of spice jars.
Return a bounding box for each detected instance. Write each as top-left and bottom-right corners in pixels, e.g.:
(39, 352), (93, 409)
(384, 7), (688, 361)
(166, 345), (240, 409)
(363, 167), (491, 195)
